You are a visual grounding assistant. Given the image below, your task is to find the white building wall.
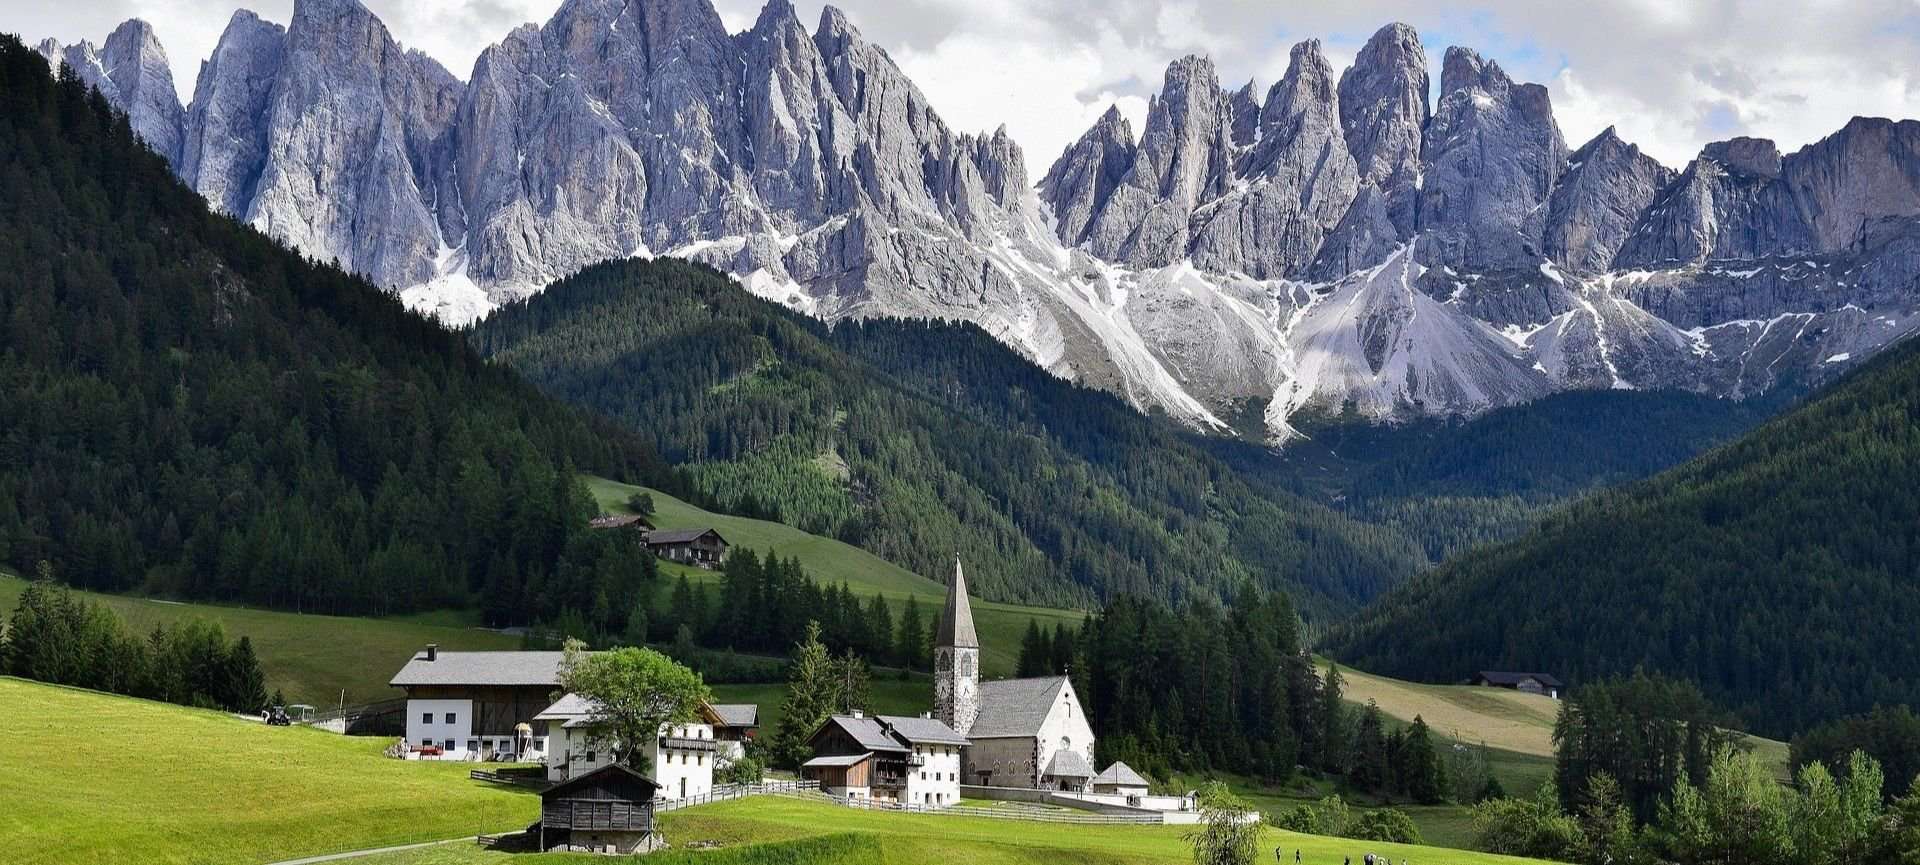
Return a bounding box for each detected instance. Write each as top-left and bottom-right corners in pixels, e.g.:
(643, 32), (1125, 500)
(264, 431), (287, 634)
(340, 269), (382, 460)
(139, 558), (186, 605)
(903, 743), (962, 807)
(405, 699), (473, 754)
(1033, 681), (1096, 788)
(645, 721), (716, 800)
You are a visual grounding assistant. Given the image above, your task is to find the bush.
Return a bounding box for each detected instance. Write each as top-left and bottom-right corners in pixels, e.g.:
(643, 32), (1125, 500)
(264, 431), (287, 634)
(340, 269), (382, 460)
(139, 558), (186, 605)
(1268, 795), (1349, 838)
(1348, 808), (1421, 844)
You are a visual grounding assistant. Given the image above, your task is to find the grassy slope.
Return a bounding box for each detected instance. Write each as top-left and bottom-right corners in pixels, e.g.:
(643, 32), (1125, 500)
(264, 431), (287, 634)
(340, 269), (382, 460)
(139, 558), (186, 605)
(0, 677), (538, 865)
(588, 476), (1088, 678)
(352, 796), (1554, 865)
(0, 573), (519, 708)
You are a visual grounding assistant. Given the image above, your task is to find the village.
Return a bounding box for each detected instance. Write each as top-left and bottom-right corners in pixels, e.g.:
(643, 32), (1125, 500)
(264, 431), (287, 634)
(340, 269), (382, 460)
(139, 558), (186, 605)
(385, 558), (1199, 854)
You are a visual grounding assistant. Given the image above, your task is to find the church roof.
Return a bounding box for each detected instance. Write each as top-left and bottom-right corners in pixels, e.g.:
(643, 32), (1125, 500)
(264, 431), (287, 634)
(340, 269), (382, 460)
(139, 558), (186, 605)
(878, 714), (971, 746)
(937, 557), (978, 649)
(1093, 761), (1150, 788)
(967, 676), (1070, 739)
(1044, 749), (1094, 778)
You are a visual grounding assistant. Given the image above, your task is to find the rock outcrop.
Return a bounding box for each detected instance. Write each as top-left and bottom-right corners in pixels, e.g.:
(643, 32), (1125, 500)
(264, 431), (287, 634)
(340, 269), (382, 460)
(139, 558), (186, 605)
(37, 20), (185, 166)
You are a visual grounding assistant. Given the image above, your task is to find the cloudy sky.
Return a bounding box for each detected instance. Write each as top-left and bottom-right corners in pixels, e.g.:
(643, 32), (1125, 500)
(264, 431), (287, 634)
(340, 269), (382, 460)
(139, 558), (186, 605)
(13, 0), (1920, 170)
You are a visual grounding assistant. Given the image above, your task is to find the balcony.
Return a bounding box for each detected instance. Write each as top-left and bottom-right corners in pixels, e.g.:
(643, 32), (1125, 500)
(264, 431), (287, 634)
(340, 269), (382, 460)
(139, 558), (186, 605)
(658, 735), (718, 752)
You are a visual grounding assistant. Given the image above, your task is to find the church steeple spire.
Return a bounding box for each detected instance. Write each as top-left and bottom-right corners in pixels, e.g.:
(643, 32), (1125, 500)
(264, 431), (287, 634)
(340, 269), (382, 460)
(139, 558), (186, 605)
(935, 555), (980, 736)
(938, 555), (979, 649)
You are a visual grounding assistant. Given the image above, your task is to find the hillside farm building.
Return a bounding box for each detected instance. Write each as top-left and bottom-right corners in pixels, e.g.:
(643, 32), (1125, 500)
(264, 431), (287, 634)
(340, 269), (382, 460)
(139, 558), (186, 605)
(1475, 671), (1564, 699)
(389, 646), (566, 761)
(644, 528), (729, 568)
(800, 711), (967, 806)
(587, 514), (656, 532)
(539, 764), (662, 854)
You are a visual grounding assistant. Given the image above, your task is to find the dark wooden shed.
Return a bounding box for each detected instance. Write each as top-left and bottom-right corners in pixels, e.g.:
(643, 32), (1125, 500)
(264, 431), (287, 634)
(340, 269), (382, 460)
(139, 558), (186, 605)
(539, 763), (661, 854)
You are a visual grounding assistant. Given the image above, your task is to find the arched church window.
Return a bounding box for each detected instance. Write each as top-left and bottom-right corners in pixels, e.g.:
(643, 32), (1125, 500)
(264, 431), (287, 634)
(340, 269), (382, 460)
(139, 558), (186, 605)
(959, 654), (973, 677)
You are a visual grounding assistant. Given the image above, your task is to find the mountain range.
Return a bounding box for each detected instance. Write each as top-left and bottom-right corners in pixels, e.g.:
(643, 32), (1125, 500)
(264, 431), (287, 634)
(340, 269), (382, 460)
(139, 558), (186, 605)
(36, 0), (1920, 441)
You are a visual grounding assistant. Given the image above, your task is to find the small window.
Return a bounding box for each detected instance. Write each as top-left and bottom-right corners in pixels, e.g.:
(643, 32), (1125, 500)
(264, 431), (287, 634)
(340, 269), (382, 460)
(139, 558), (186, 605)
(421, 712), (432, 724)
(466, 739), (478, 752)
(444, 739), (456, 750)
(420, 739), (431, 748)
(585, 751), (596, 763)
(697, 754), (704, 766)
(444, 712), (457, 724)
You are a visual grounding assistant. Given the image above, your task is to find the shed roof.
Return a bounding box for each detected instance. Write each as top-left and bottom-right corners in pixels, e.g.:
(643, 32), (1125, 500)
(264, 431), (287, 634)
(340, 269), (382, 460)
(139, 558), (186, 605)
(1044, 749), (1094, 778)
(1478, 671), (1564, 687)
(389, 651), (570, 688)
(647, 528), (725, 545)
(967, 676), (1069, 739)
(541, 763), (659, 801)
(801, 752), (873, 768)
(589, 514), (655, 530)
(1093, 761), (1150, 788)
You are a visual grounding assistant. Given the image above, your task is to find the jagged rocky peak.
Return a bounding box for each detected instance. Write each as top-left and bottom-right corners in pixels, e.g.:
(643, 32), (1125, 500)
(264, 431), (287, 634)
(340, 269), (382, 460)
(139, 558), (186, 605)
(180, 11), (287, 217)
(966, 125), (1030, 208)
(1701, 136), (1783, 179)
(1077, 54), (1234, 267)
(1337, 21), (1428, 186)
(1545, 126), (1675, 272)
(1417, 44), (1567, 270)
(37, 19), (186, 166)
(1228, 79), (1262, 147)
(1190, 38), (1359, 279)
(1039, 105), (1137, 246)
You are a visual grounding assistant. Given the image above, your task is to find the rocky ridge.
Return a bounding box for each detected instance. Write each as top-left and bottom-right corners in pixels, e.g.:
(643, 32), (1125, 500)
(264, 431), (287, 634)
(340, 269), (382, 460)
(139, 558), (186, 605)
(42, 2), (1920, 439)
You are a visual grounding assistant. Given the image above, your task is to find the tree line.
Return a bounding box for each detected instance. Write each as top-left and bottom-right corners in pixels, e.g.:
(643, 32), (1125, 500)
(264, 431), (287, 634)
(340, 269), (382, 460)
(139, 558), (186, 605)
(3, 566), (268, 713)
(0, 38), (679, 620)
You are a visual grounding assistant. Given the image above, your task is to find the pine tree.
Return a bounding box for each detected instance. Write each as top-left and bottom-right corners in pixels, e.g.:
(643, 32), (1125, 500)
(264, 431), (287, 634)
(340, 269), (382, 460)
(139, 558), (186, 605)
(227, 636), (270, 714)
(895, 598), (925, 670)
(769, 621), (837, 769)
(1319, 662), (1350, 773)
(1049, 621), (1075, 677)
(1404, 715), (1444, 804)
(1017, 619), (1049, 677)
(835, 648), (871, 714)
(1352, 701), (1389, 793)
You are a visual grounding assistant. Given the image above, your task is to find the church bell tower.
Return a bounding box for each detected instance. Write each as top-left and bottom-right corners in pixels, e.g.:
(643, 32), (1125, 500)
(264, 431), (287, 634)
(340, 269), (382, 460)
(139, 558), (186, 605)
(934, 556), (980, 736)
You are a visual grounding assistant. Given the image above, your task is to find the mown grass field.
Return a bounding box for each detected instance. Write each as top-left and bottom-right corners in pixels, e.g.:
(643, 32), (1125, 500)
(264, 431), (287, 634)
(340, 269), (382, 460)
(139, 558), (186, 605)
(0, 677), (540, 865)
(0, 573), (519, 708)
(587, 476), (1089, 677)
(351, 795), (1557, 865)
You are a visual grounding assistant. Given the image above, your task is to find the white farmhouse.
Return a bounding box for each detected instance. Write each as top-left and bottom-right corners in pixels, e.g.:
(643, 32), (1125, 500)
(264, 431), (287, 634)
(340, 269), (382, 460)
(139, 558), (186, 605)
(389, 646), (566, 761)
(799, 711), (967, 806)
(537, 694), (753, 799)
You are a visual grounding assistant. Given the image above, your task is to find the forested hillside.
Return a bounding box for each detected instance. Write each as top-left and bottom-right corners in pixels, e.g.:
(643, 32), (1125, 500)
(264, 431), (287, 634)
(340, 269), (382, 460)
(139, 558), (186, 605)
(1327, 330), (1920, 737)
(0, 38), (674, 619)
(471, 259), (1422, 614)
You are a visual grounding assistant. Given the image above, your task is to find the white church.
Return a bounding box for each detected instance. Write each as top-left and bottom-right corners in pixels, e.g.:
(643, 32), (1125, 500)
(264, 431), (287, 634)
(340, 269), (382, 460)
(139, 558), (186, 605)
(935, 559), (1099, 791)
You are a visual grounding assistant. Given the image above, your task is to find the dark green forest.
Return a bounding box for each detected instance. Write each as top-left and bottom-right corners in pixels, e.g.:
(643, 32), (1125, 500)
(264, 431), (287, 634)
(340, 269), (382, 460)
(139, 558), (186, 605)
(1326, 327), (1920, 738)
(470, 258), (1423, 615)
(0, 38), (676, 619)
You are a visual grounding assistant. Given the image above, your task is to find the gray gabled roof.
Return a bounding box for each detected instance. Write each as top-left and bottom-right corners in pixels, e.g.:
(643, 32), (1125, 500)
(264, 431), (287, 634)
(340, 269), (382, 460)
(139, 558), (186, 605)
(647, 528), (725, 545)
(389, 651), (570, 688)
(1044, 749), (1094, 778)
(813, 715), (909, 753)
(1093, 761), (1150, 788)
(877, 714), (969, 746)
(802, 752), (872, 768)
(712, 704), (758, 728)
(937, 557), (979, 649)
(966, 676), (1070, 739)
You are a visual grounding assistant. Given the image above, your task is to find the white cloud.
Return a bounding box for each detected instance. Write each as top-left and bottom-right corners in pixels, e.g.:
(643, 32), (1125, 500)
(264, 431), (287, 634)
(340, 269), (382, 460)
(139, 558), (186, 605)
(11, 0), (1920, 175)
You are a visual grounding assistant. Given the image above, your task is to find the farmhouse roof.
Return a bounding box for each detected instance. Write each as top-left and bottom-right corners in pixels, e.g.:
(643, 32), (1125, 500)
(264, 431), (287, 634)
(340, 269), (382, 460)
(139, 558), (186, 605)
(877, 714), (970, 746)
(967, 676), (1069, 738)
(538, 693), (729, 727)
(389, 651), (570, 688)
(646, 528), (725, 545)
(937, 556), (979, 649)
(1478, 671), (1564, 687)
(712, 704), (759, 728)
(814, 715), (910, 753)
(1092, 761), (1150, 788)
(1044, 749), (1094, 779)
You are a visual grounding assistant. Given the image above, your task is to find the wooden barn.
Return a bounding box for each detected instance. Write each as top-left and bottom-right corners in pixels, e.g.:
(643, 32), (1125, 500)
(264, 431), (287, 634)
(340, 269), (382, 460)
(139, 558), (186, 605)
(587, 513), (656, 532)
(1474, 671), (1564, 699)
(539, 763), (662, 854)
(644, 528), (729, 568)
